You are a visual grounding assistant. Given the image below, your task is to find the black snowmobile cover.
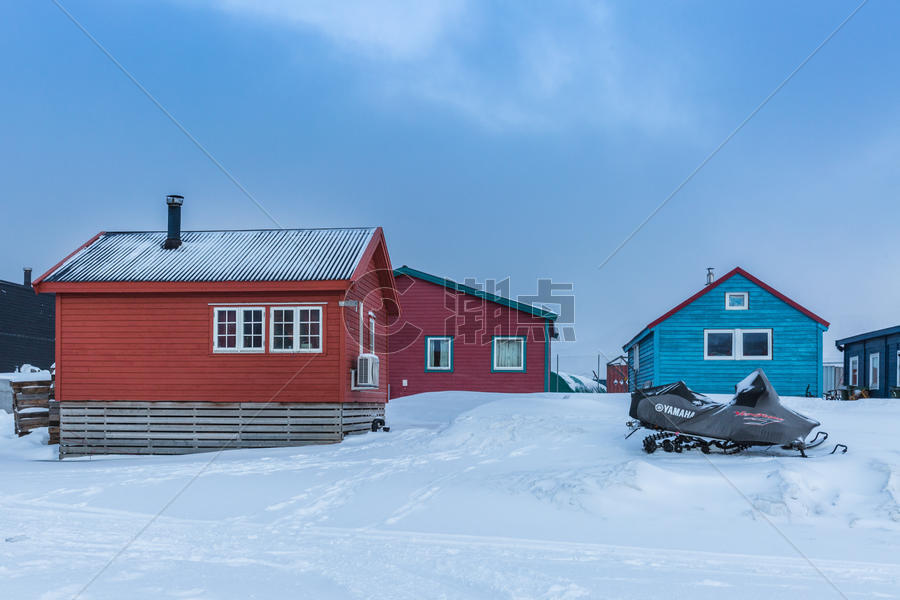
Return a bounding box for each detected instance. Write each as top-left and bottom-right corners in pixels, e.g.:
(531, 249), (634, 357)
(629, 369), (819, 445)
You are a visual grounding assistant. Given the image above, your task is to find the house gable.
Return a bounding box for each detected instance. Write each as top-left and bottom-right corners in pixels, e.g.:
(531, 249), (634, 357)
(623, 268), (828, 395)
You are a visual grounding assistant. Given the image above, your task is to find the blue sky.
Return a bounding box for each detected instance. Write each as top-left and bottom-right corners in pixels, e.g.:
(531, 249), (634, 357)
(2, 1), (897, 373)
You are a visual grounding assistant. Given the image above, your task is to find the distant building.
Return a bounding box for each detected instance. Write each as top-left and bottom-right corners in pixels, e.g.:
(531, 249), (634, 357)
(622, 267), (829, 396)
(835, 326), (900, 397)
(0, 268), (54, 372)
(605, 356), (628, 393)
(388, 266), (556, 398)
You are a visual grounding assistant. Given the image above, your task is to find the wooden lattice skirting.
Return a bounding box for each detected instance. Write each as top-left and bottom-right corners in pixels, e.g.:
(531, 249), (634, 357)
(59, 402), (386, 458)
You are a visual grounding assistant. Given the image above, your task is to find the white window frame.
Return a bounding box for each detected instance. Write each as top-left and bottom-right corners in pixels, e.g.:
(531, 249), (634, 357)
(849, 355), (859, 386)
(704, 329), (735, 360)
(369, 314), (376, 353)
(738, 328), (773, 360)
(268, 306), (323, 354)
(704, 329), (772, 361)
(725, 292), (749, 310)
(869, 353), (880, 390)
(426, 336), (453, 371)
(633, 342), (640, 372)
(492, 336), (526, 372)
(213, 307), (266, 353)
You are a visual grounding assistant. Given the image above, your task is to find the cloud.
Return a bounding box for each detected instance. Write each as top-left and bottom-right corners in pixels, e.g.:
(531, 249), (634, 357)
(196, 0), (695, 133)
(214, 0), (465, 60)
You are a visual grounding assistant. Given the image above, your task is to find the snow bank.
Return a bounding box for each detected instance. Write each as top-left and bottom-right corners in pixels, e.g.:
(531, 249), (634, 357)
(0, 391), (898, 599)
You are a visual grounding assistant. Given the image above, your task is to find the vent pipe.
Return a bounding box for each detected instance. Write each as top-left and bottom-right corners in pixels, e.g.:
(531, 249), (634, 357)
(23, 267), (32, 287)
(164, 195), (184, 249)
(706, 267), (715, 286)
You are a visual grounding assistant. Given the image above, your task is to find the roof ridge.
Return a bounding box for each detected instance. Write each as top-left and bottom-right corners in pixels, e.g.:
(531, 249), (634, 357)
(102, 227), (377, 234)
(395, 265), (557, 320)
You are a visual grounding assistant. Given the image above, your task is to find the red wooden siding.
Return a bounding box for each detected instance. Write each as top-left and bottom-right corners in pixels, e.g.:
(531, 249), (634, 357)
(57, 290), (345, 403)
(342, 244), (394, 405)
(606, 363), (628, 393)
(388, 274), (549, 398)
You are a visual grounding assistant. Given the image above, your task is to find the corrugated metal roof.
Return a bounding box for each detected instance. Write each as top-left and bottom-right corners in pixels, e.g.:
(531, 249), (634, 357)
(44, 228), (376, 282)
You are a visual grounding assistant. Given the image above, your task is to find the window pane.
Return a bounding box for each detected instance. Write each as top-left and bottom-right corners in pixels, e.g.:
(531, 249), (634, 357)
(217, 310), (237, 349)
(496, 339), (523, 368)
(242, 309), (263, 349)
(728, 294), (746, 308)
(298, 308), (321, 350)
(429, 339), (450, 369)
(273, 309), (294, 350)
(742, 332), (769, 357)
(706, 332), (733, 357)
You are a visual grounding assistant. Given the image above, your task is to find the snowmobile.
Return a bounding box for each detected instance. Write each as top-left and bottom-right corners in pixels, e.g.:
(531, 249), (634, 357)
(626, 369), (846, 457)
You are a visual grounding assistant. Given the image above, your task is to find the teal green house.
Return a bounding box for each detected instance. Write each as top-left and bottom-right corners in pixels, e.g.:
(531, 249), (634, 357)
(622, 268), (829, 397)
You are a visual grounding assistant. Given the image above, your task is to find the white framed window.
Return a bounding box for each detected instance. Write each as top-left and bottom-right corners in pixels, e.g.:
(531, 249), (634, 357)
(633, 342), (640, 372)
(725, 292), (749, 310)
(704, 329), (772, 360)
(492, 336), (525, 372)
(704, 329), (735, 359)
(425, 336), (453, 371)
(849, 355), (859, 386)
(740, 329), (772, 360)
(214, 307), (265, 353)
(269, 306), (323, 353)
(369, 315), (376, 353)
(869, 353), (880, 390)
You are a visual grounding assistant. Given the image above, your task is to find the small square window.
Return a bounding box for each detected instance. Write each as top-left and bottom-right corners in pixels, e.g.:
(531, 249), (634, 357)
(705, 330), (734, 358)
(493, 336), (525, 372)
(725, 292), (748, 310)
(214, 307), (265, 353)
(425, 337), (453, 371)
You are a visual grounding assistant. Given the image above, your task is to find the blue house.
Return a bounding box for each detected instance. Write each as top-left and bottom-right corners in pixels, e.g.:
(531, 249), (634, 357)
(835, 326), (900, 397)
(622, 267), (829, 396)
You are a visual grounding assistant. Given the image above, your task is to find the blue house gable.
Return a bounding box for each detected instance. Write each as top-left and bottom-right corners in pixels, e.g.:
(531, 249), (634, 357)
(623, 268), (829, 397)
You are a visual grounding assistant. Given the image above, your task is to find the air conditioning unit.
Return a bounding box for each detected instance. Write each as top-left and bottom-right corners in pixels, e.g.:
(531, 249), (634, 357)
(356, 353), (379, 388)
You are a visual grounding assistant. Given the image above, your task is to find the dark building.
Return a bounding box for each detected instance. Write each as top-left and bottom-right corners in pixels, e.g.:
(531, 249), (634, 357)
(0, 268), (55, 372)
(835, 326), (900, 398)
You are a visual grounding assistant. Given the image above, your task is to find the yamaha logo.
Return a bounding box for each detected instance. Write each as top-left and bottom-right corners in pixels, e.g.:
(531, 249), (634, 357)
(654, 403), (695, 419)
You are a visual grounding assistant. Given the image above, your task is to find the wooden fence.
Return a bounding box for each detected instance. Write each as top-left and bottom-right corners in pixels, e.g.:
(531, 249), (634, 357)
(12, 380), (57, 443)
(59, 402), (385, 458)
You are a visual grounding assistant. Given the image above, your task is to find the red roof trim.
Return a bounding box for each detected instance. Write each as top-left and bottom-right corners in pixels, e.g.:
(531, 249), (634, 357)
(349, 227), (400, 316)
(644, 267), (829, 330)
(32, 231), (105, 292)
(32, 280), (350, 294)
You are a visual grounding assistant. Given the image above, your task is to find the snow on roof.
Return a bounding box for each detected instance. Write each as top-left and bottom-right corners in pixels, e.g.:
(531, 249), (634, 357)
(40, 228), (377, 283)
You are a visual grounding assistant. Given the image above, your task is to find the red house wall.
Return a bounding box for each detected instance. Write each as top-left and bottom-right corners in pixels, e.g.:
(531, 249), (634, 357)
(342, 247), (393, 405)
(606, 364), (628, 393)
(388, 274), (550, 398)
(56, 289), (348, 403)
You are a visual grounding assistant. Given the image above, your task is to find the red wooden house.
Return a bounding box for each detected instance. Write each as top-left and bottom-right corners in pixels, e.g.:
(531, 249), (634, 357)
(33, 196), (398, 457)
(389, 266), (557, 398)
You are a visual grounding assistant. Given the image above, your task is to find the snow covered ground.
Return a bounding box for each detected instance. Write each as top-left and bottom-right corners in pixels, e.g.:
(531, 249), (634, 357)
(1, 391), (898, 599)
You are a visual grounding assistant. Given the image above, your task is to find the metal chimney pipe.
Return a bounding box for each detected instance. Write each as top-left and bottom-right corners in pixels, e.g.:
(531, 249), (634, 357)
(163, 195), (184, 249)
(23, 267), (32, 287)
(706, 267), (715, 286)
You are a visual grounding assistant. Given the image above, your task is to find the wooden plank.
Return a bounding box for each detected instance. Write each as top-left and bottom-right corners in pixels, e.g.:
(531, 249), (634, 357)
(15, 397), (50, 409)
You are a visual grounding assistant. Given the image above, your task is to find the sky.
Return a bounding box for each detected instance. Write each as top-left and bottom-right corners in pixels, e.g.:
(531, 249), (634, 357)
(1, 0), (898, 374)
